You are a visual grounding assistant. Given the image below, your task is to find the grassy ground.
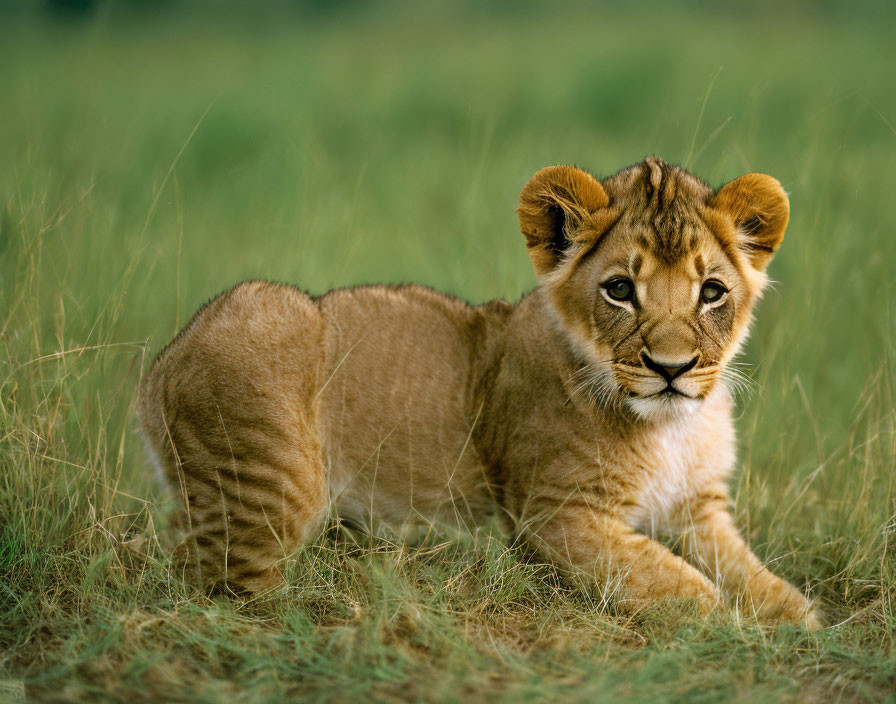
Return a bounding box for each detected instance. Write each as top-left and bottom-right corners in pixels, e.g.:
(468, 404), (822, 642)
(1, 3), (895, 701)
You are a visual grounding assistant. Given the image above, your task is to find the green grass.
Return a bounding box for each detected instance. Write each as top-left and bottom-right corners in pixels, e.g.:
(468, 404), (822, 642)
(1, 3), (895, 701)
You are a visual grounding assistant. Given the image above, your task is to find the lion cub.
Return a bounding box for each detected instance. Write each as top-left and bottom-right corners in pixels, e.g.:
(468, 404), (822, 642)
(139, 156), (819, 628)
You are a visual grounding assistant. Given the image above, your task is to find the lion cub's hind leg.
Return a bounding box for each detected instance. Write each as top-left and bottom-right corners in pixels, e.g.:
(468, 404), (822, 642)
(171, 433), (328, 593)
(140, 282), (330, 593)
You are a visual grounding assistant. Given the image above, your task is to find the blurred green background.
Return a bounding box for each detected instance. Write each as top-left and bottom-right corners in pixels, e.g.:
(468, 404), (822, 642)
(1, 1), (894, 700)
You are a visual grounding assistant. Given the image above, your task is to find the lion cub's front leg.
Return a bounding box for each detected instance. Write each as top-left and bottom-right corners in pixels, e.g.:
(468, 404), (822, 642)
(530, 506), (720, 615)
(682, 496), (821, 630)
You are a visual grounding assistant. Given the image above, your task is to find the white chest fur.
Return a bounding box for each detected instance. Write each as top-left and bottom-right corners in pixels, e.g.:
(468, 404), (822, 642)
(623, 397), (736, 536)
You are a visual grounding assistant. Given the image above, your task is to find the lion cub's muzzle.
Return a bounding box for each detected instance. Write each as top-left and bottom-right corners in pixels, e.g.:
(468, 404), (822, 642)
(640, 352), (699, 388)
(613, 351), (719, 401)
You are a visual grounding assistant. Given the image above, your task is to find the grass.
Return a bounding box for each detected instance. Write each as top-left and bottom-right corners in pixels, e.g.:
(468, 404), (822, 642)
(1, 3), (895, 701)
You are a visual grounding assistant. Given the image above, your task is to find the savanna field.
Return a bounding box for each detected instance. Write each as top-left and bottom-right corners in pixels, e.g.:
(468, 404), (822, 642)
(1, 2), (895, 701)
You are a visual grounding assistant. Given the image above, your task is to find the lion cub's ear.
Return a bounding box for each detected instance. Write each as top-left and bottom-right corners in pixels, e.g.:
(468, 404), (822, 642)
(711, 173), (789, 271)
(518, 165), (610, 277)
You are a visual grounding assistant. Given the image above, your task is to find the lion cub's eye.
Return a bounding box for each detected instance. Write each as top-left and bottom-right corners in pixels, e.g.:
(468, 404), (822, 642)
(604, 277), (635, 302)
(700, 280), (728, 304)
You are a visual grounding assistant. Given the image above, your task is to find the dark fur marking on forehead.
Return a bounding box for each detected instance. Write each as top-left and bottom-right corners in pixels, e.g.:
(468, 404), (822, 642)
(651, 210), (690, 262)
(599, 157), (720, 265)
(694, 254), (705, 279)
(636, 158), (707, 262)
(603, 158), (714, 209)
(644, 157), (662, 197)
(662, 165), (677, 207)
(643, 156), (672, 213)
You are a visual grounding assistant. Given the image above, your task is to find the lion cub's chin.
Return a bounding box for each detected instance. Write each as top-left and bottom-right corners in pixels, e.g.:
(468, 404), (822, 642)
(625, 393), (704, 422)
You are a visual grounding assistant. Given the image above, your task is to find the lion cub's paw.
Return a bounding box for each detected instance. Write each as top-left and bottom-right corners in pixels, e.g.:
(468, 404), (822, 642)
(802, 602), (824, 632)
(774, 601), (823, 631)
(753, 581), (822, 631)
(695, 588), (725, 618)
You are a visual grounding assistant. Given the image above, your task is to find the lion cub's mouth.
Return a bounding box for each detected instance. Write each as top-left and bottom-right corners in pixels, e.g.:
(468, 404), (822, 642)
(628, 386), (694, 399)
(654, 386), (692, 398)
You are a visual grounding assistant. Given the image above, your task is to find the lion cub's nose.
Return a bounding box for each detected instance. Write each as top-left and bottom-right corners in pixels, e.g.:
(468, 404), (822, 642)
(641, 352), (699, 382)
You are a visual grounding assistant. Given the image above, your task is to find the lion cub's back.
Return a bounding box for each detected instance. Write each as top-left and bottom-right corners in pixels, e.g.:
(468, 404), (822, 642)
(316, 285), (497, 527)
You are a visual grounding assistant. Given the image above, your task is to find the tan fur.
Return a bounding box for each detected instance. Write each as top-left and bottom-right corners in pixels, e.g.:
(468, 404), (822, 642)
(138, 156), (820, 628)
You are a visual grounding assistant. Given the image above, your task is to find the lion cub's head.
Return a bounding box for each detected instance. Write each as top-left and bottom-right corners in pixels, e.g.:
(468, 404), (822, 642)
(518, 156), (789, 420)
